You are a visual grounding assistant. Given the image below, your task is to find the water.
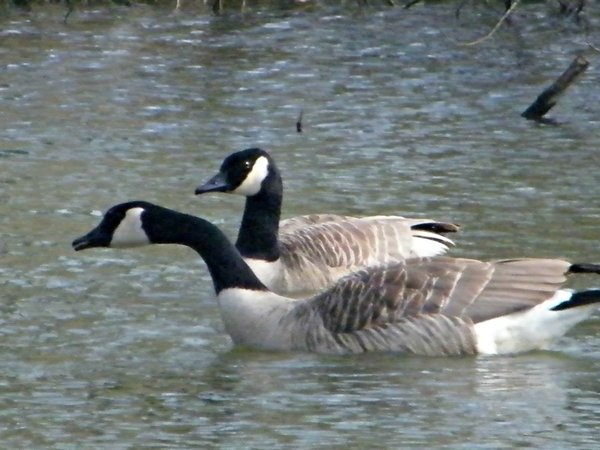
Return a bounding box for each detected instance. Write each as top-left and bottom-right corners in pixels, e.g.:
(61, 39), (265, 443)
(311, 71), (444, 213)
(2, 2), (600, 448)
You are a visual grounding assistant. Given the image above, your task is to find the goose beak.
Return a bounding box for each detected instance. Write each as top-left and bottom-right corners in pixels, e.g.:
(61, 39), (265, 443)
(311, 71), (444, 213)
(195, 172), (229, 195)
(72, 228), (110, 251)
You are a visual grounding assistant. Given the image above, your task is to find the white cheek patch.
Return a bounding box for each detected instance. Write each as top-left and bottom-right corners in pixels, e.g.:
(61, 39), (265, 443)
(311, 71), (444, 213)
(232, 156), (269, 196)
(110, 207), (150, 248)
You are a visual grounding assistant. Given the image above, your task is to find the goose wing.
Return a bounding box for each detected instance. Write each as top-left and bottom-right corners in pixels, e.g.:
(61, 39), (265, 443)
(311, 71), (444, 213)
(279, 214), (355, 235)
(278, 217), (415, 291)
(286, 257), (571, 355)
(278, 217), (458, 290)
(280, 215), (459, 242)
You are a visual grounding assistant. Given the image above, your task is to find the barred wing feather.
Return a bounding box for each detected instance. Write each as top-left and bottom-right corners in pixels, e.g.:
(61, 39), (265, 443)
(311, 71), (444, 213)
(277, 218), (458, 292)
(284, 257), (573, 355)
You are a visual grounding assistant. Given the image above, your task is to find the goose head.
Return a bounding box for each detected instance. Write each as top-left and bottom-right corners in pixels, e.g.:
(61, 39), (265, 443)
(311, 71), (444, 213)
(195, 148), (277, 197)
(72, 201), (154, 251)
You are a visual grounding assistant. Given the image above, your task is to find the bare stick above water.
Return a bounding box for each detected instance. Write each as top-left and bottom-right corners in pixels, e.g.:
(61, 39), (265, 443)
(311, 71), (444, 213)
(521, 54), (589, 124)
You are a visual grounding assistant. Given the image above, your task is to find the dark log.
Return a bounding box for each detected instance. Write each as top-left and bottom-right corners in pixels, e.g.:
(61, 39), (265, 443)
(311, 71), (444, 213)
(521, 54), (589, 123)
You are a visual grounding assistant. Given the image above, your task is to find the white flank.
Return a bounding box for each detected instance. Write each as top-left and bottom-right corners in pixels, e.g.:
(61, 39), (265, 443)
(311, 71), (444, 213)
(110, 207), (150, 248)
(410, 231), (454, 257)
(233, 156), (269, 196)
(243, 257), (283, 291)
(474, 289), (597, 355)
(216, 288), (294, 349)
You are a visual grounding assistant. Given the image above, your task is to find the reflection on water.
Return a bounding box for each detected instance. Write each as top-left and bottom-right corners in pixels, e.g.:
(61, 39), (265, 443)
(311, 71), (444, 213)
(2, 2), (600, 448)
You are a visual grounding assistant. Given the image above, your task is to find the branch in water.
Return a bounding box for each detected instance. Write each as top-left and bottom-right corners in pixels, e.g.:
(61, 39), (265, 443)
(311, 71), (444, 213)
(521, 54), (589, 124)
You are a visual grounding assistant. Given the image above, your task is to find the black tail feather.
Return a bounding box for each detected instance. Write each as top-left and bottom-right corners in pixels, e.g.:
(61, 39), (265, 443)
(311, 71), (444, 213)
(411, 222), (460, 234)
(568, 263), (600, 274)
(551, 289), (600, 311)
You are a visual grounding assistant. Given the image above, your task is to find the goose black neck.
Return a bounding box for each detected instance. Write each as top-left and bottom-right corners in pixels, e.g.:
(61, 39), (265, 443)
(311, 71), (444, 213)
(144, 207), (268, 295)
(235, 172), (282, 262)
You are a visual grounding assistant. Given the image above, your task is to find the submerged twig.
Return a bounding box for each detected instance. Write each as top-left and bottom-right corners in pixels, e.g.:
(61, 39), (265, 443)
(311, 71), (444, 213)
(586, 35), (600, 53)
(63, 0), (74, 23)
(403, 0), (420, 9)
(296, 110), (303, 133)
(455, 0), (469, 18)
(521, 54), (589, 124)
(578, 10), (600, 53)
(459, 0), (520, 46)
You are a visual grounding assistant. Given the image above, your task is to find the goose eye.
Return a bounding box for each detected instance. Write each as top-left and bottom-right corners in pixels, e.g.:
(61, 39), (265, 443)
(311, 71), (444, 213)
(244, 160), (251, 169)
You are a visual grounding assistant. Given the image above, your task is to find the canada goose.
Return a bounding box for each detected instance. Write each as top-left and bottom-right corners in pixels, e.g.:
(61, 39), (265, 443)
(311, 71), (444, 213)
(72, 201), (600, 356)
(194, 148), (459, 294)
